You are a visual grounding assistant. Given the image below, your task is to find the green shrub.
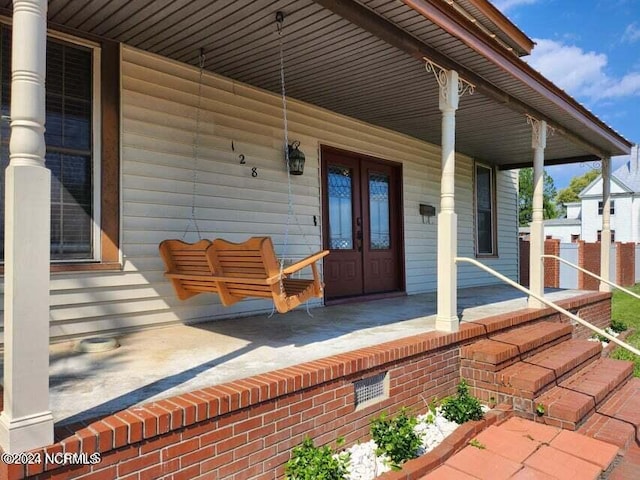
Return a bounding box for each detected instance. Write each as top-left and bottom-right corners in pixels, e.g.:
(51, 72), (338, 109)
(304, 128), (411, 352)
(610, 318), (628, 333)
(592, 333), (609, 343)
(284, 437), (349, 480)
(370, 408), (420, 468)
(440, 380), (484, 424)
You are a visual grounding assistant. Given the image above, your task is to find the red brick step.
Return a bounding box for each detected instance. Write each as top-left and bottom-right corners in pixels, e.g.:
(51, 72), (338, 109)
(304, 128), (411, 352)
(499, 339), (602, 396)
(460, 321), (572, 371)
(535, 358), (634, 430)
(578, 377), (640, 449)
(465, 339), (602, 411)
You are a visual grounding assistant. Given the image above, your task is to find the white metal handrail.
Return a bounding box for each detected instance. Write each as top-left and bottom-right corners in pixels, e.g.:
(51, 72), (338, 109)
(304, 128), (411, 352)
(541, 254), (640, 301)
(455, 256), (640, 357)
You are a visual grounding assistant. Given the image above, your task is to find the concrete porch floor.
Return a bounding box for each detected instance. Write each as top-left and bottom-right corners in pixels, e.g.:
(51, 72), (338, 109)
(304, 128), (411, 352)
(6, 286), (588, 426)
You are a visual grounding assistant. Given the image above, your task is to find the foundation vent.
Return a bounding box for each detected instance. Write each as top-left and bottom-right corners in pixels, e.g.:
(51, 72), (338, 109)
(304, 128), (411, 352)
(354, 372), (389, 410)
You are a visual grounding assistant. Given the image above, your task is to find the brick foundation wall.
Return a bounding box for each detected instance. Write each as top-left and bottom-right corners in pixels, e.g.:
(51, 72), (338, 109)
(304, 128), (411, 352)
(578, 241), (601, 291)
(616, 242), (635, 287)
(1, 293), (611, 480)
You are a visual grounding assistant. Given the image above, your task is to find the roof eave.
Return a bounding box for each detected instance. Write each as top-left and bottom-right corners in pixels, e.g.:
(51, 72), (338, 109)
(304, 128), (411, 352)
(461, 0), (534, 55)
(401, 0), (632, 157)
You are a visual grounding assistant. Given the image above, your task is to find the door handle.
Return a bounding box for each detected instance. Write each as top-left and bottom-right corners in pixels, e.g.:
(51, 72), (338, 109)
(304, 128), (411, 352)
(356, 230), (363, 251)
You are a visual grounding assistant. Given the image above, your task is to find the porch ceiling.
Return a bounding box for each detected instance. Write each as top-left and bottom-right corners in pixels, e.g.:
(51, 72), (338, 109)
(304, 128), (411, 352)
(0, 0), (631, 167)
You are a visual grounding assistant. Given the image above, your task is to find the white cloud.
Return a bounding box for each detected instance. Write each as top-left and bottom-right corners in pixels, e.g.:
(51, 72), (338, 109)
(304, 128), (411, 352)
(492, 0), (538, 12)
(526, 38), (640, 101)
(623, 22), (640, 43)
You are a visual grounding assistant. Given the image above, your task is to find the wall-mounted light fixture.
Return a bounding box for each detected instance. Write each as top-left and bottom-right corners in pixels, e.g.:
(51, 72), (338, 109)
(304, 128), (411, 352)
(287, 141), (305, 175)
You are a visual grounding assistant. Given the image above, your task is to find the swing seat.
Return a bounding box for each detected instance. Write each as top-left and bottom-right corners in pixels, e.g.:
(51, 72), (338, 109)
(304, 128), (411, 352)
(159, 239), (216, 300)
(160, 237), (329, 313)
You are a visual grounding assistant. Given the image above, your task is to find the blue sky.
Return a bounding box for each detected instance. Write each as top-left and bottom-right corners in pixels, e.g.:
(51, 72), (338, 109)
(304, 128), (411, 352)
(493, 0), (640, 190)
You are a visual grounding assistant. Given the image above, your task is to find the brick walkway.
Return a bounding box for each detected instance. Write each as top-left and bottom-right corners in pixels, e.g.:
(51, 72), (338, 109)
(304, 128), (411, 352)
(421, 417), (619, 479)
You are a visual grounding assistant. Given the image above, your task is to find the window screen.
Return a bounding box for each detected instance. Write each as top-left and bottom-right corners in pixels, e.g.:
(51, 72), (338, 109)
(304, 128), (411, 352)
(0, 26), (94, 260)
(476, 164), (495, 255)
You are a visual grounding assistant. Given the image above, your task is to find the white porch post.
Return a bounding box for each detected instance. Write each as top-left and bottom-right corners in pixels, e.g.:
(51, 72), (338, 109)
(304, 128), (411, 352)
(0, 0), (53, 454)
(527, 116), (547, 308)
(600, 156), (611, 292)
(435, 68), (459, 332)
(425, 61), (474, 332)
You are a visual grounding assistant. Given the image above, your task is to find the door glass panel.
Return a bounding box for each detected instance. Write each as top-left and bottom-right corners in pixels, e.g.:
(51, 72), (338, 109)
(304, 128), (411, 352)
(328, 165), (353, 249)
(369, 172), (390, 249)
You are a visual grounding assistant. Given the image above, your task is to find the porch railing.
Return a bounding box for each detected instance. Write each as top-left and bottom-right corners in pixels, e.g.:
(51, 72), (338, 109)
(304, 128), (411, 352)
(455, 256), (640, 357)
(541, 254), (640, 301)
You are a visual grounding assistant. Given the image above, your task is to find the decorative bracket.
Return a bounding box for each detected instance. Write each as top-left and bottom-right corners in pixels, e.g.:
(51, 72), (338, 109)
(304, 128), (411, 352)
(425, 58), (475, 101)
(526, 114), (555, 149)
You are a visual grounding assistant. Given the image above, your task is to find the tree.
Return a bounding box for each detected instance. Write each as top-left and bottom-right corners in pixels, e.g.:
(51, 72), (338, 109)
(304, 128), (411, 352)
(555, 168), (600, 209)
(518, 168), (558, 226)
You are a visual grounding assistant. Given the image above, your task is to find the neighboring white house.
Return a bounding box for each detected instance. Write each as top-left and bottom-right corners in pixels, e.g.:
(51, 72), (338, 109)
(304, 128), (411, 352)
(540, 217), (582, 243)
(544, 145), (640, 243)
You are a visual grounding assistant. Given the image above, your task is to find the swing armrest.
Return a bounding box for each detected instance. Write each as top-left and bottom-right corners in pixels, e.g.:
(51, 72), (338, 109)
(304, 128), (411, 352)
(281, 250), (329, 275)
(165, 273), (278, 286)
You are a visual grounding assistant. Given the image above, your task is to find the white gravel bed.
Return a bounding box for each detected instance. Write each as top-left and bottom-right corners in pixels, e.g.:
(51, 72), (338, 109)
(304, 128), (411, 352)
(338, 408), (467, 480)
(588, 327), (621, 348)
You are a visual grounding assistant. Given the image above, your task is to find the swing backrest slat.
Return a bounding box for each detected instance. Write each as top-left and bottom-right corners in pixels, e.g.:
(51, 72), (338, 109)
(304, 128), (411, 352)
(159, 239), (214, 300)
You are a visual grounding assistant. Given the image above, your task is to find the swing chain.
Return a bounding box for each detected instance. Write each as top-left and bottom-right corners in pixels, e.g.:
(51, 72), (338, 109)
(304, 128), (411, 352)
(277, 11), (293, 296)
(183, 48), (206, 240)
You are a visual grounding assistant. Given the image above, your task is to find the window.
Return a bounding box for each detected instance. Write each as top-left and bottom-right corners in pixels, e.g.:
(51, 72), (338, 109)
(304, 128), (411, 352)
(475, 163), (496, 256)
(571, 234), (580, 243)
(0, 25), (119, 269)
(598, 200), (615, 215)
(597, 230), (615, 242)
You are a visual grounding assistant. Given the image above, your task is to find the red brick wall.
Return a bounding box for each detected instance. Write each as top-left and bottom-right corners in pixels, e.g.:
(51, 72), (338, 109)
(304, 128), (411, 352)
(518, 238), (560, 288)
(578, 241), (601, 291)
(616, 242), (635, 287)
(544, 239), (560, 288)
(1, 294), (612, 480)
(562, 292), (612, 340)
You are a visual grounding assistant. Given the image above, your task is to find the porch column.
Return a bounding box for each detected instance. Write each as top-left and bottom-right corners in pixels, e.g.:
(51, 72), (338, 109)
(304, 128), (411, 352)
(600, 156), (611, 292)
(435, 68), (459, 332)
(424, 61), (473, 332)
(0, 0), (53, 454)
(527, 116), (547, 308)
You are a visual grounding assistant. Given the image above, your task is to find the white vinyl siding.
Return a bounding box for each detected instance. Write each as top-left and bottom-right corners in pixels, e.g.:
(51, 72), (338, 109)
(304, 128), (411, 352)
(0, 45), (519, 341)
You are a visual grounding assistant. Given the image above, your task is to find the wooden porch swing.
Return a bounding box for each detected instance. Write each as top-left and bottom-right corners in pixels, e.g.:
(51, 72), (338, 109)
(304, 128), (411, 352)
(159, 237), (328, 313)
(159, 15), (329, 314)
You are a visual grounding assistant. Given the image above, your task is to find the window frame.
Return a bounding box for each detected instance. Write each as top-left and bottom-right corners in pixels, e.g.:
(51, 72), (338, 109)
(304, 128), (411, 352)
(0, 21), (120, 272)
(474, 162), (498, 258)
(46, 30), (102, 263)
(597, 200), (615, 215)
(597, 230), (615, 243)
